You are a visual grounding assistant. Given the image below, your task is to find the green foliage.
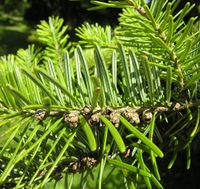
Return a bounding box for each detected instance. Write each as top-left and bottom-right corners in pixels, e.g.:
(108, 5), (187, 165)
(0, 1), (199, 189)
(36, 16), (72, 66)
(76, 23), (116, 48)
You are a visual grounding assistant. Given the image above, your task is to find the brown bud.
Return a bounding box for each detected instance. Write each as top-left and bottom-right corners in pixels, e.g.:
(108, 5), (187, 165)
(81, 106), (91, 116)
(137, 7), (146, 16)
(123, 109), (140, 125)
(34, 109), (47, 121)
(104, 107), (113, 117)
(173, 103), (181, 111)
(142, 110), (152, 123)
(64, 111), (79, 127)
(89, 113), (100, 125)
(68, 161), (81, 172)
(110, 112), (120, 128)
(81, 157), (97, 168)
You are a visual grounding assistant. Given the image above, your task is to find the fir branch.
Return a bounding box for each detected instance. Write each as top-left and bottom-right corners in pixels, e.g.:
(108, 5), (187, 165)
(0, 1), (199, 188)
(3, 100), (198, 127)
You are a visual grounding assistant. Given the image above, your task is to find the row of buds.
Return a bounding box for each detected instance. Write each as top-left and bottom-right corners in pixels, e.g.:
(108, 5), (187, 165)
(33, 102), (189, 125)
(68, 156), (97, 173)
(33, 106), (153, 128)
(62, 106), (153, 128)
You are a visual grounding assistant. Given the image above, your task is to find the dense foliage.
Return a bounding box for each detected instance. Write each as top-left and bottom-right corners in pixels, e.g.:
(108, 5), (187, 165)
(0, 0), (199, 188)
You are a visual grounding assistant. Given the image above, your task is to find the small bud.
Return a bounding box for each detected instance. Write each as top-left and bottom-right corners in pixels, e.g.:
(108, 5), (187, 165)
(81, 157), (97, 168)
(110, 112), (120, 128)
(137, 7), (146, 16)
(123, 109), (140, 125)
(142, 110), (152, 123)
(64, 112), (79, 128)
(173, 103), (181, 111)
(104, 107), (113, 117)
(34, 109), (47, 121)
(89, 113), (100, 125)
(68, 161), (81, 172)
(81, 106), (91, 116)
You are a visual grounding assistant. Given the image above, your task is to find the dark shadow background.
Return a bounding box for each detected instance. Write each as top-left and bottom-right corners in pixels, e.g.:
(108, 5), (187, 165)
(0, 0), (199, 54)
(24, 0), (120, 29)
(160, 136), (200, 189)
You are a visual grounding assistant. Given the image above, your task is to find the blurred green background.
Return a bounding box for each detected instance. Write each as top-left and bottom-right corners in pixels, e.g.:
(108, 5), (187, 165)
(0, 0), (200, 188)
